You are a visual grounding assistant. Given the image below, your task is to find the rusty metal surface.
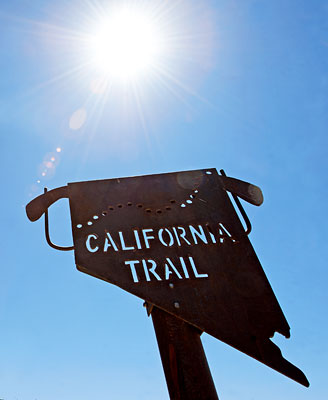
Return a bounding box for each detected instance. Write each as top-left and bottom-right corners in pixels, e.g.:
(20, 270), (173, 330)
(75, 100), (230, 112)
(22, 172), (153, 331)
(26, 168), (309, 387)
(151, 306), (219, 400)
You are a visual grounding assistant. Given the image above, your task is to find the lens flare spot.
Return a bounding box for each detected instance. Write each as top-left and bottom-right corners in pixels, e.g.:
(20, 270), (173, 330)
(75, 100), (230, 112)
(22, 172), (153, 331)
(69, 108), (87, 130)
(31, 184), (38, 191)
(90, 77), (108, 94)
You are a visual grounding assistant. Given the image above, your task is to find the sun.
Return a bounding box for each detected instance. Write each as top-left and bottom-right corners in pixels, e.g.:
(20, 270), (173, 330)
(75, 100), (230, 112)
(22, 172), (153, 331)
(87, 6), (163, 81)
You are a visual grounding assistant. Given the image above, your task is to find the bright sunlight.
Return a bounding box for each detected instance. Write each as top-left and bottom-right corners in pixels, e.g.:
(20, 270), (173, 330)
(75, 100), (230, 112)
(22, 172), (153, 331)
(87, 6), (163, 81)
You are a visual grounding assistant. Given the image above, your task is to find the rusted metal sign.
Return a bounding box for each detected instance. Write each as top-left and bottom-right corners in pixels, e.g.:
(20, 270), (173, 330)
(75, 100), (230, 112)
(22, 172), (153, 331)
(26, 168), (308, 388)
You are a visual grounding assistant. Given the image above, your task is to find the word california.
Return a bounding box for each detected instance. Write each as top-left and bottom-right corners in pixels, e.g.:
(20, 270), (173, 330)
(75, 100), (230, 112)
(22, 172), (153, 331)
(85, 223), (236, 254)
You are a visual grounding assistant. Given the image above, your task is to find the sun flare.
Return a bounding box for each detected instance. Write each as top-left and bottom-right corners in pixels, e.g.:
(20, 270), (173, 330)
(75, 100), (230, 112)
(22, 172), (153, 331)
(87, 7), (163, 81)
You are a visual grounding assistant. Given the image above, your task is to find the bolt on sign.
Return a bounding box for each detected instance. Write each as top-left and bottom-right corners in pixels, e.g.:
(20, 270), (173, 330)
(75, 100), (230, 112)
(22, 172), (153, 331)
(26, 168), (309, 388)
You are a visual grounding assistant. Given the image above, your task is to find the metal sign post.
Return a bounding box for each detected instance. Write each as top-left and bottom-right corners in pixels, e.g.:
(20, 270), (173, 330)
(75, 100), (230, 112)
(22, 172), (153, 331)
(26, 168), (309, 398)
(151, 306), (219, 400)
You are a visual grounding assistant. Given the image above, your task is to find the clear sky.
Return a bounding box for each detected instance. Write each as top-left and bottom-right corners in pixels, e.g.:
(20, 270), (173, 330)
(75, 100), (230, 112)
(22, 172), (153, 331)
(0, 0), (327, 399)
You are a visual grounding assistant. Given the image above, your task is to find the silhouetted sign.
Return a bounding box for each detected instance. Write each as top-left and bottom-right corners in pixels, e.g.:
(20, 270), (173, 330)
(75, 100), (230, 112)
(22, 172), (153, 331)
(26, 168), (309, 387)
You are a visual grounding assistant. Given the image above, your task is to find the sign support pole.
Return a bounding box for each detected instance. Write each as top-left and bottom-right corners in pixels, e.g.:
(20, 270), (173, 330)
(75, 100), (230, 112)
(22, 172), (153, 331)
(151, 306), (219, 400)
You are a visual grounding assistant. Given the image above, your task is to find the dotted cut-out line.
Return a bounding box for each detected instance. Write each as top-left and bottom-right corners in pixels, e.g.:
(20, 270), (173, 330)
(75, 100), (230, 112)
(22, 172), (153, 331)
(76, 188), (199, 229)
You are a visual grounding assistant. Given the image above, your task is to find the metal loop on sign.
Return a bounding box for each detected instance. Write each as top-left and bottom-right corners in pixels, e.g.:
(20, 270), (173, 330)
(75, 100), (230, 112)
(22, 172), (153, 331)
(44, 188), (74, 251)
(219, 170), (252, 235)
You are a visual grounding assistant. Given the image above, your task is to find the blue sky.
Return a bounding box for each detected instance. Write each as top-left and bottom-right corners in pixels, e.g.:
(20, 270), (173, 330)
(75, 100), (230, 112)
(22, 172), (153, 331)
(0, 0), (327, 399)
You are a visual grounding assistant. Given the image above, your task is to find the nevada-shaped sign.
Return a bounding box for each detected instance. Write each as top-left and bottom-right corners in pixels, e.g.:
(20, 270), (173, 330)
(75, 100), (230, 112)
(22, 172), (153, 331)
(26, 168), (309, 387)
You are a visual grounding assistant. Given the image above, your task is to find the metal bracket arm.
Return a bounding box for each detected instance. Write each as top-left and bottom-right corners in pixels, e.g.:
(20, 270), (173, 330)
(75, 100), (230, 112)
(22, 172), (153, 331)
(44, 188), (74, 251)
(219, 169), (261, 235)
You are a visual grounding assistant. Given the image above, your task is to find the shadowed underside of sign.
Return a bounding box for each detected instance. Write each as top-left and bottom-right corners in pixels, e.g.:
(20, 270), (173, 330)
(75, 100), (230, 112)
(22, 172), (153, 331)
(26, 168), (309, 387)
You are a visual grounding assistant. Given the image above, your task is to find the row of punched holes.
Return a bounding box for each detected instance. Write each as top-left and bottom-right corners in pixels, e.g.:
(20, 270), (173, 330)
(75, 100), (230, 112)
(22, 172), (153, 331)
(76, 189), (200, 229)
